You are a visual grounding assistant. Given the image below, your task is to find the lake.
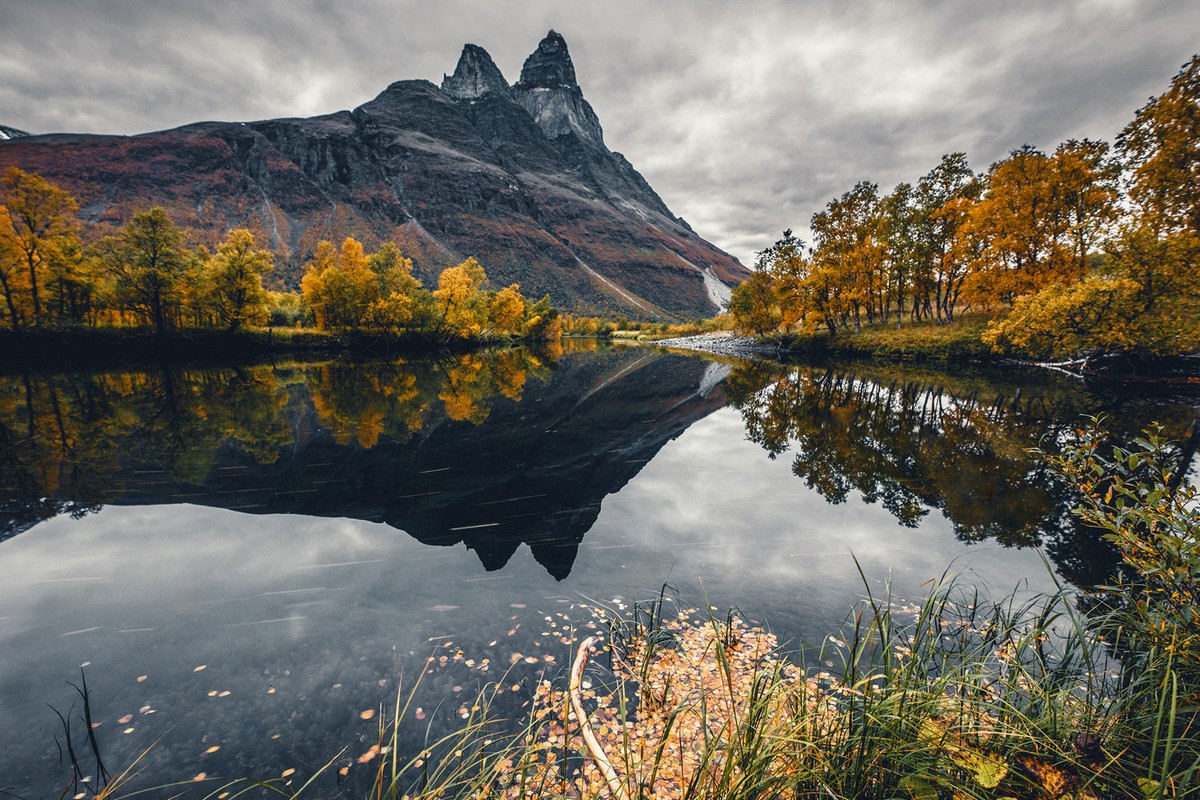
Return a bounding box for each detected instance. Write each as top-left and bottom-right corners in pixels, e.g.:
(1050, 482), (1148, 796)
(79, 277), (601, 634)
(1, 342), (1195, 796)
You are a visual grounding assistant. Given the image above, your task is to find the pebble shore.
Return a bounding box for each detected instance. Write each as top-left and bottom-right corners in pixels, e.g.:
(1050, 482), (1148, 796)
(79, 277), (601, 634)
(650, 332), (777, 357)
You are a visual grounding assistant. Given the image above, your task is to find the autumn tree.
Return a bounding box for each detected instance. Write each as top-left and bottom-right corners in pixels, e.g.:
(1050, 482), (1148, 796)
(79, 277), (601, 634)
(880, 183), (918, 327)
(433, 257), (489, 339)
(1119, 54), (1200, 238)
(99, 207), (189, 335)
(913, 153), (982, 321)
(0, 205), (28, 329)
(728, 269), (782, 336)
(522, 294), (563, 346)
(0, 168), (80, 330)
(199, 229), (274, 330)
(810, 182), (882, 332)
(489, 283), (527, 334)
(1054, 139), (1118, 274)
(961, 146), (1076, 307)
(300, 238), (377, 330)
(365, 241), (422, 329)
(44, 233), (100, 327)
(1113, 54), (1200, 315)
(755, 229), (808, 330)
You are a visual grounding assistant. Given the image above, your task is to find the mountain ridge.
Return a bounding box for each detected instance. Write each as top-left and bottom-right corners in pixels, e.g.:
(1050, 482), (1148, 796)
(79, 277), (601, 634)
(0, 32), (746, 318)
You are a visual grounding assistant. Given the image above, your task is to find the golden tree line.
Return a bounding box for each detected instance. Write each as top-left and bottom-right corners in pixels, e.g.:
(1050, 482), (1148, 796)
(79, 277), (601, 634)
(731, 55), (1200, 358)
(0, 182), (561, 343)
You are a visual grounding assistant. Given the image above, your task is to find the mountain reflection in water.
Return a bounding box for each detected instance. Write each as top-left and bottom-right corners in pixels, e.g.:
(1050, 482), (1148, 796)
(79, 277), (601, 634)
(2, 345), (1197, 586)
(1, 343), (732, 579)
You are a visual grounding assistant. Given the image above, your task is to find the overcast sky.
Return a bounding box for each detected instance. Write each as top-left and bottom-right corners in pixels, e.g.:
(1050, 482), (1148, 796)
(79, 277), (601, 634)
(2, 0), (1197, 265)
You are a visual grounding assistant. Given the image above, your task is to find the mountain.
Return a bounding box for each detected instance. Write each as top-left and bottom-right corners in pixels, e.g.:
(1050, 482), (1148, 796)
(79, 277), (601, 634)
(0, 32), (747, 318)
(0, 125), (28, 140)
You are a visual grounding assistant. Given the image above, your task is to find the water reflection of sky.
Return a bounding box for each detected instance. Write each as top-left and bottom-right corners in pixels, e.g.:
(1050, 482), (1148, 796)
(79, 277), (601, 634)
(0, 396), (1062, 795)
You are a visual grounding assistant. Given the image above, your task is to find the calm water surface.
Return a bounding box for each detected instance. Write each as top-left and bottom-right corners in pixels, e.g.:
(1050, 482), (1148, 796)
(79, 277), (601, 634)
(0, 343), (1195, 796)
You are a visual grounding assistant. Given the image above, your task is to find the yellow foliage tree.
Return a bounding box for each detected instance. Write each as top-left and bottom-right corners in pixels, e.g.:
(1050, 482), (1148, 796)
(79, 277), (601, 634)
(961, 146), (1077, 307)
(0, 168), (80, 330)
(204, 229), (273, 330)
(300, 237), (376, 330)
(489, 283), (527, 334)
(365, 241), (421, 329)
(433, 257), (489, 339)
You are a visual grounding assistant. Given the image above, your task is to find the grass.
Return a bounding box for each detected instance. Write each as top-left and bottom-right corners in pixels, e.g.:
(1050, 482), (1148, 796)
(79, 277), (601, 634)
(765, 313), (999, 364)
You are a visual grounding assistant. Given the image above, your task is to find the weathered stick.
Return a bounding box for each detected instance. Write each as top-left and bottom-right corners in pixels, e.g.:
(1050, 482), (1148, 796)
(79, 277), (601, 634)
(569, 636), (628, 800)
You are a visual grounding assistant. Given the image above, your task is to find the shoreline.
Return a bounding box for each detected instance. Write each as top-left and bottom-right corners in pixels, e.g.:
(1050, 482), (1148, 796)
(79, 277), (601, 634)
(651, 332), (1200, 389)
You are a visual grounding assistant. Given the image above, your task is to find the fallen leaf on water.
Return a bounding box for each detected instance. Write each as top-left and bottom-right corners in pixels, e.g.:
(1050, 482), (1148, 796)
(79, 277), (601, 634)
(194, 665), (206, 672)
(136, 675), (147, 682)
(123, 728), (134, 734)
(360, 709), (375, 720)
(207, 691), (218, 697)
(281, 768), (295, 778)
(357, 745), (380, 764)
(204, 746), (220, 755)
(118, 714), (133, 724)
(192, 773), (207, 782)
(218, 691), (230, 697)
(338, 767), (349, 777)
(267, 687), (276, 694)
(415, 708), (426, 720)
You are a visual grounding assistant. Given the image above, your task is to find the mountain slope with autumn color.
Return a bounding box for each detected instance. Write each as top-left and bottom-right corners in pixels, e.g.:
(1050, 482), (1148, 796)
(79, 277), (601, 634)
(0, 31), (746, 318)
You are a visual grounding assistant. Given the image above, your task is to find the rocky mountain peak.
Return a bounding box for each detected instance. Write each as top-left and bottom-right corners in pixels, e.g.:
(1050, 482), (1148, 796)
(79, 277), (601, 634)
(441, 44), (512, 100)
(512, 30), (605, 149)
(515, 29), (578, 91)
(0, 125), (30, 141)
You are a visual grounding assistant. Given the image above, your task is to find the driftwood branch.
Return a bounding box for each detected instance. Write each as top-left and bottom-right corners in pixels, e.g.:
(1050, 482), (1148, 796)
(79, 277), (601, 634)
(569, 636), (628, 800)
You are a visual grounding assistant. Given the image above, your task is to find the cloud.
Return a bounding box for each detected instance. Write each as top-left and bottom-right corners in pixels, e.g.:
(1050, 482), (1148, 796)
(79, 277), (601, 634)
(1, 0), (1196, 265)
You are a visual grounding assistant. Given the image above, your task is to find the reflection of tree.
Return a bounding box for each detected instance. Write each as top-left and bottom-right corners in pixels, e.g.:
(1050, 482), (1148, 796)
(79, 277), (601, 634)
(0, 365), (292, 525)
(0, 349), (556, 535)
(308, 350), (548, 444)
(728, 361), (1198, 586)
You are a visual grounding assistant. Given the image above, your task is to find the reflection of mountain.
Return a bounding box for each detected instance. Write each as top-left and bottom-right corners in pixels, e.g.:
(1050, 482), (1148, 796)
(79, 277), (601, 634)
(0, 348), (731, 579)
(726, 360), (1199, 588)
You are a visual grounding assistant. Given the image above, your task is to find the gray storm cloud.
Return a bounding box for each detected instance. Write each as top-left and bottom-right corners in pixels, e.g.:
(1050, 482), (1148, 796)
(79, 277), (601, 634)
(1, 0), (1196, 265)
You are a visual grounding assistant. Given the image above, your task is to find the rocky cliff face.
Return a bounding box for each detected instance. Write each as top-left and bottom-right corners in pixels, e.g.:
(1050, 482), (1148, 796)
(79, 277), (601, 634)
(0, 32), (746, 318)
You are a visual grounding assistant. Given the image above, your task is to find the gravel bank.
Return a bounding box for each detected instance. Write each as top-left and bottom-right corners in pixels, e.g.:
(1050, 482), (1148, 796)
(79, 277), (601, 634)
(651, 332), (777, 357)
